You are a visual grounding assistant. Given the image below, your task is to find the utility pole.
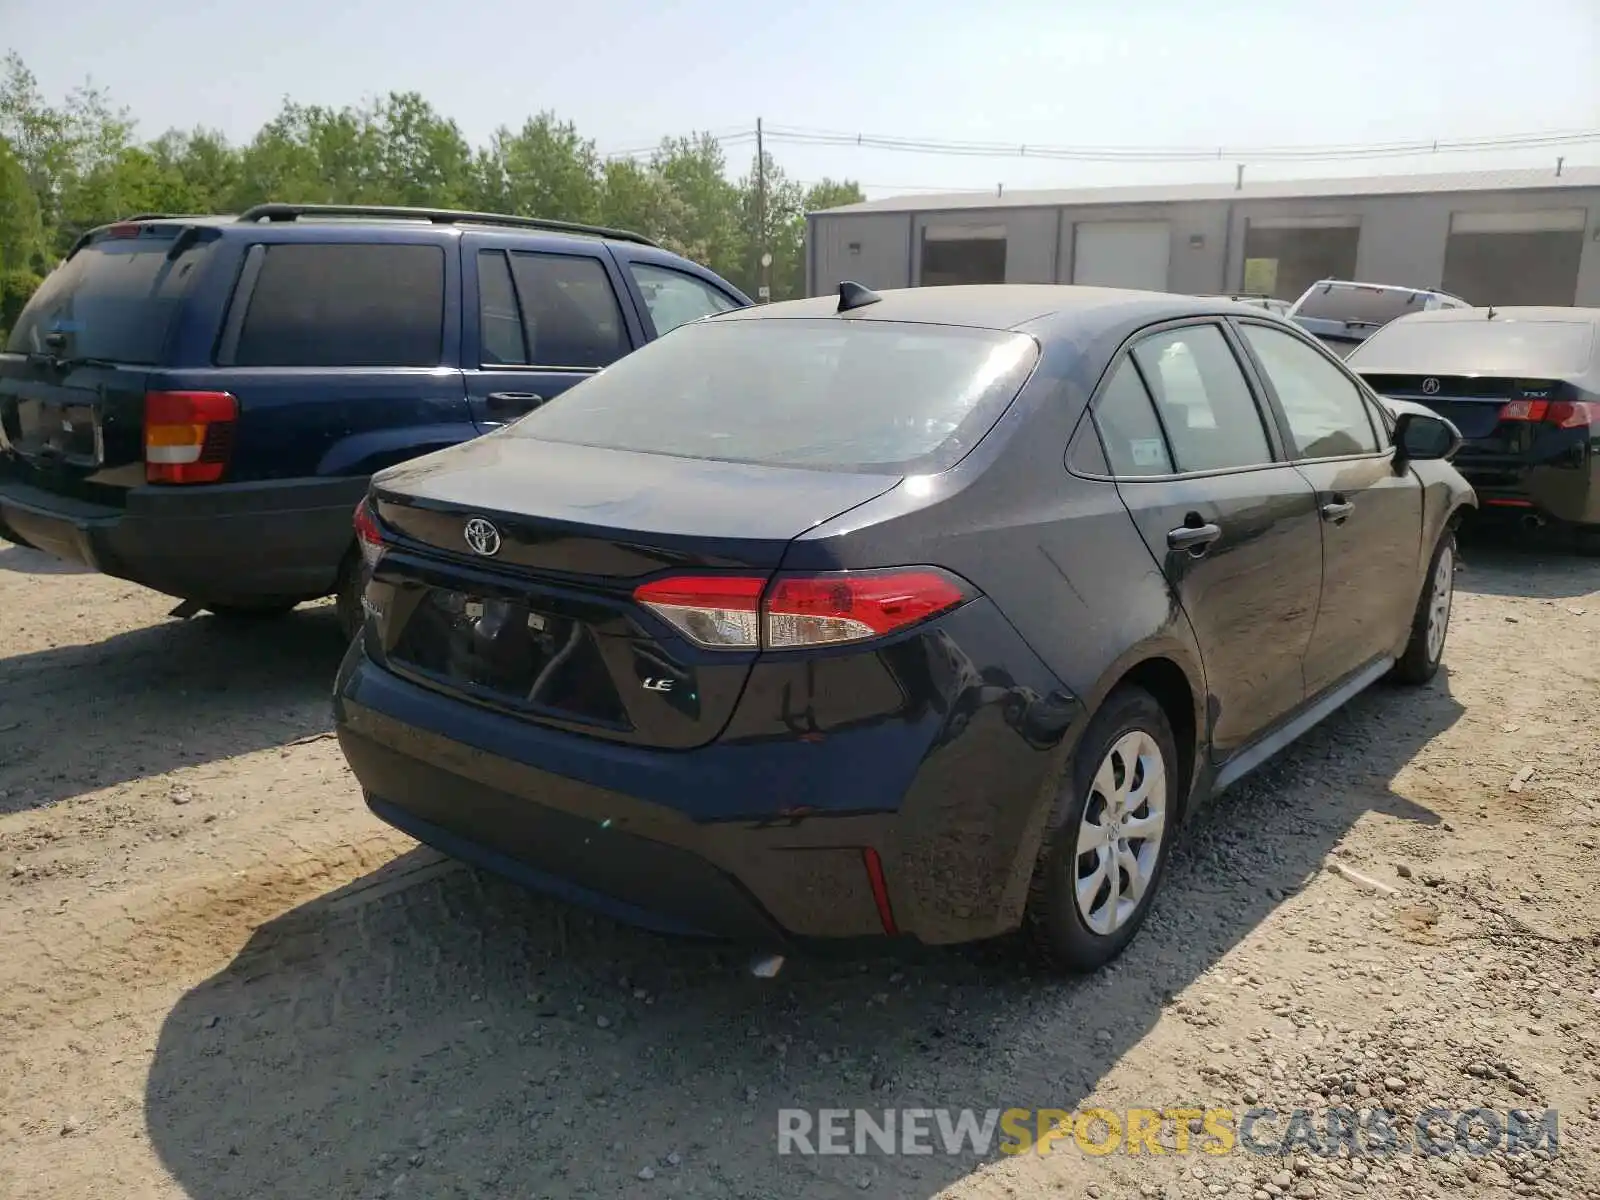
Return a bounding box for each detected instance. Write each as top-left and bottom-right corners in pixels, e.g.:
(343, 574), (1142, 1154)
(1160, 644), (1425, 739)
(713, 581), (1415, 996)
(756, 118), (770, 302)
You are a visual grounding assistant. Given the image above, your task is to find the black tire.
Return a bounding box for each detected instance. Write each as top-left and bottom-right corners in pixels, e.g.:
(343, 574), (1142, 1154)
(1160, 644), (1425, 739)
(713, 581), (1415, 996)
(1023, 685), (1179, 974)
(204, 602), (299, 620)
(335, 548), (365, 643)
(1391, 531), (1455, 686)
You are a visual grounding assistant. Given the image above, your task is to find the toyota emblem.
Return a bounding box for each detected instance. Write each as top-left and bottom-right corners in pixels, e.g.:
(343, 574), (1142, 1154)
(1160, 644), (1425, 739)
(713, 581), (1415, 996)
(1421, 377), (1441, 395)
(462, 517), (502, 557)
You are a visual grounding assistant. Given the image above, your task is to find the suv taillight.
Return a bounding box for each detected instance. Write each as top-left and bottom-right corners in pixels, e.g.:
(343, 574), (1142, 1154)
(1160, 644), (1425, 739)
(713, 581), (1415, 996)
(633, 568), (972, 650)
(144, 390), (237, 484)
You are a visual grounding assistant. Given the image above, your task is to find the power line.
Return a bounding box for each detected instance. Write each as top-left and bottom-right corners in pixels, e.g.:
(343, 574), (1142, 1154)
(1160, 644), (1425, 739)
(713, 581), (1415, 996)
(760, 123), (1600, 163)
(604, 122), (1600, 166)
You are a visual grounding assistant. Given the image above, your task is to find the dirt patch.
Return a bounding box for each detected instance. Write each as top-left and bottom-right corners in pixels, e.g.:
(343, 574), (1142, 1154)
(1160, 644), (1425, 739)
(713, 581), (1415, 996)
(0, 533), (1597, 1199)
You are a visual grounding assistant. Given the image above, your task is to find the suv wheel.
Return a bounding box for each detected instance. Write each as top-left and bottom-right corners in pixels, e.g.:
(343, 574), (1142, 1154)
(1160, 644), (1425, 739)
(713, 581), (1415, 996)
(1391, 532), (1454, 685)
(1024, 685), (1178, 973)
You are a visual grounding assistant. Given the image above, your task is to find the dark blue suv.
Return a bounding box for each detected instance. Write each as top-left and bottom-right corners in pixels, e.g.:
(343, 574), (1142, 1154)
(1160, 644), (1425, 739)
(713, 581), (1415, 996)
(0, 204), (749, 637)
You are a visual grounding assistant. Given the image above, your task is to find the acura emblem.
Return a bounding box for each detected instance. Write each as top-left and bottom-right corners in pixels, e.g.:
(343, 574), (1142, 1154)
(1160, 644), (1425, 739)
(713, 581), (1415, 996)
(462, 516), (502, 557)
(1421, 377), (1441, 395)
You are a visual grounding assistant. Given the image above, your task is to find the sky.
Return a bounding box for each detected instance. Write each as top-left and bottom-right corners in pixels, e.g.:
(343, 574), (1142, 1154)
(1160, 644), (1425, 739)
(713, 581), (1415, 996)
(5, 0), (1599, 199)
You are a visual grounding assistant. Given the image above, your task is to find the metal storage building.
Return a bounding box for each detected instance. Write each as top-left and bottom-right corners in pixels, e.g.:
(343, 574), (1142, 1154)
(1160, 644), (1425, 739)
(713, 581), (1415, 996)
(805, 166), (1600, 307)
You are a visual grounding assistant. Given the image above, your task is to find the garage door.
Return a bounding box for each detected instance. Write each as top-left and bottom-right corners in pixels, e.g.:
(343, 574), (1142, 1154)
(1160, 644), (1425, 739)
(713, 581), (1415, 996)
(1072, 222), (1171, 292)
(1442, 209), (1587, 306)
(1241, 215), (1360, 301)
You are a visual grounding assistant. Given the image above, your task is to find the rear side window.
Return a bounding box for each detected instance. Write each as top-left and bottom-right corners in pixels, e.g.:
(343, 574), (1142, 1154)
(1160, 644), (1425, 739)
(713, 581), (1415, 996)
(5, 230), (216, 364)
(230, 243), (445, 367)
(478, 250), (526, 365)
(629, 262), (739, 336)
(508, 317), (1040, 474)
(507, 252), (629, 369)
(1130, 325), (1273, 472)
(1240, 323), (1379, 458)
(1094, 359), (1173, 476)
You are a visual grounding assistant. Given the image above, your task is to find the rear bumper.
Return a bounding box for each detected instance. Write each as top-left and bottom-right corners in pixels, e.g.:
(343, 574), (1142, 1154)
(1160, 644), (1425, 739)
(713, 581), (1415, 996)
(333, 617), (1083, 946)
(0, 470), (367, 603)
(1453, 453), (1600, 526)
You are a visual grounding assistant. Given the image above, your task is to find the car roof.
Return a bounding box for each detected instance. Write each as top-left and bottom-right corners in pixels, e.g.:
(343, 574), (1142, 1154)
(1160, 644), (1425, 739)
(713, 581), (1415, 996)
(1383, 305), (1600, 326)
(85, 208), (660, 253)
(715, 284), (1260, 333)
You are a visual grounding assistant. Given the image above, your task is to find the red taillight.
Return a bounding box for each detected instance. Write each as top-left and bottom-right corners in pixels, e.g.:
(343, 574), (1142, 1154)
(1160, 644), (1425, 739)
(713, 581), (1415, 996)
(632, 568), (971, 650)
(144, 390), (237, 484)
(764, 570), (969, 647)
(1499, 398), (1548, 422)
(105, 222), (142, 239)
(1500, 398), (1600, 429)
(1546, 400), (1600, 430)
(353, 498), (386, 569)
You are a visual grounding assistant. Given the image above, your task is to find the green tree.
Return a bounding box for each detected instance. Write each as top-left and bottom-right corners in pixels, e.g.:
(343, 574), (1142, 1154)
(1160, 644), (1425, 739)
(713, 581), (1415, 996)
(476, 114), (602, 222)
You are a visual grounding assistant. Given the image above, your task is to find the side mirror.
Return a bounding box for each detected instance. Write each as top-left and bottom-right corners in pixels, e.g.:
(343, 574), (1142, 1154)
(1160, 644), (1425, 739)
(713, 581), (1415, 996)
(1393, 410), (1462, 463)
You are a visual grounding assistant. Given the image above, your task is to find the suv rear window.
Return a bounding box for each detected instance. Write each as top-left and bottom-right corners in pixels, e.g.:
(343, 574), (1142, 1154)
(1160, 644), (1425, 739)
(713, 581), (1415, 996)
(1349, 319), (1597, 377)
(229, 243), (445, 367)
(509, 317), (1040, 474)
(5, 228), (217, 364)
(1291, 283), (1456, 326)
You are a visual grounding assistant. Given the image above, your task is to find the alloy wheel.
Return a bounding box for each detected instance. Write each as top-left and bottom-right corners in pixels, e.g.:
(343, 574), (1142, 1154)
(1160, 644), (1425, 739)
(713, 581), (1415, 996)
(1426, 543), (1454, 663)
(1073, 730), (1168, 936)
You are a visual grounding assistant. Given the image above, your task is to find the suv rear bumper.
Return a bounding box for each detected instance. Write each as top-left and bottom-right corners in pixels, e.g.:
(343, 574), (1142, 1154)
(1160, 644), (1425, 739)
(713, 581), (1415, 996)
(0, 471), (367, 604)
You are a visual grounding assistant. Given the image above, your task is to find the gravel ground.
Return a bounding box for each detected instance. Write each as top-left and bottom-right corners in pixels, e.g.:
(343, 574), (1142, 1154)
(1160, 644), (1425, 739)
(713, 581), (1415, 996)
(0, 531), (1597, 1200)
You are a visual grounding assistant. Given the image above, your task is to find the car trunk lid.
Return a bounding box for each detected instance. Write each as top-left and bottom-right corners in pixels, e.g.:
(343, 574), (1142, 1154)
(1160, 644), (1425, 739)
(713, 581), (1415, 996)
(365, 434), (902, 749)
(1360, 374), (1578, 452)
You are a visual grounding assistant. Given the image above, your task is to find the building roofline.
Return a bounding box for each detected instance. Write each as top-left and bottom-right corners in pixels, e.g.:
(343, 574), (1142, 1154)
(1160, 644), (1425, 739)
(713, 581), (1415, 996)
(812, 164), (1600, 216)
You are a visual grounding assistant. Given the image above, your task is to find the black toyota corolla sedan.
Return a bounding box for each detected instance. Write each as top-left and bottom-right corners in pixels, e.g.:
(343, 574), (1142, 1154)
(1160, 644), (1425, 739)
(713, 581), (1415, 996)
(334, 283), (1474, 973)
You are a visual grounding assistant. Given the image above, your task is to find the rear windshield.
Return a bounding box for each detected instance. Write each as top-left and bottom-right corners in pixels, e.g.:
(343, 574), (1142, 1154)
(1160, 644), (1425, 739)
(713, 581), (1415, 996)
(1348, 319), (1597, 378)
(1292, 283), (1454, 326)
(4, 228), (215, 364)
(508, 317), (1040, 474)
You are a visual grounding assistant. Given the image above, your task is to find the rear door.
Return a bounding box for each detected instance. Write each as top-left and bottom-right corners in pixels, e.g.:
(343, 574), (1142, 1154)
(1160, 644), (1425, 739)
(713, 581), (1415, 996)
(0, 224), (220, 504)
(1234, 319), (1422, 695)
(1093, 321), (1323, 758)
(462, 233), (646, 432)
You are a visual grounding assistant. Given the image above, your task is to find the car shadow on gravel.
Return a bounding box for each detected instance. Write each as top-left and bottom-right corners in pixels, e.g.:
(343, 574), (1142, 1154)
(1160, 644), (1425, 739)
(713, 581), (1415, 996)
(0, 542), (92, 574)
(144, 669), (1465, 1200)
(1456, 524), (1600, 599)
(0, 606), (345, 814)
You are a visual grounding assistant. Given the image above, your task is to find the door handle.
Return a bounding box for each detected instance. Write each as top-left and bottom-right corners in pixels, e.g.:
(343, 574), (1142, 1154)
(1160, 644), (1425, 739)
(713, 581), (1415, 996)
(1167, 522), (1222, 553)
(1320, 500), (1354, 523)
(485, 391), (546, 416)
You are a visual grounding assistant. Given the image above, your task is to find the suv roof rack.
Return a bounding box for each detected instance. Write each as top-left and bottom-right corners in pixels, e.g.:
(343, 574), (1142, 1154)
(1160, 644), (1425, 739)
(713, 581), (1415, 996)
(235, 203), (660, 247)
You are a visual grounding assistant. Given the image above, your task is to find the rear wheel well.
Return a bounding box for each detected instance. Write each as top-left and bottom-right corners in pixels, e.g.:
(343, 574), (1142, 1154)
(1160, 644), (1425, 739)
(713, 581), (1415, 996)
(1116, 658), (1198, 817)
